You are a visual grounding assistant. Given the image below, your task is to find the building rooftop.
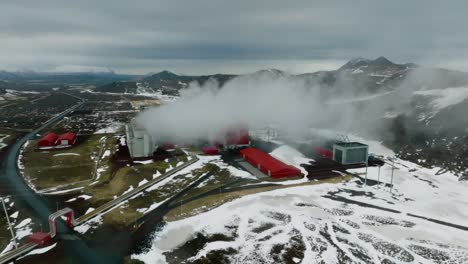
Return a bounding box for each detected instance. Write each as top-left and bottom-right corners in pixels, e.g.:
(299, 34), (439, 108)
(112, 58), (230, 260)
(334, 142), (368, 148)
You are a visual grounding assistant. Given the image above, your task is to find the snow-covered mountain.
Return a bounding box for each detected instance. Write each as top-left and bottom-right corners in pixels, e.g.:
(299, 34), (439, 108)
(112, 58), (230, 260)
(95, 71), (236, 96)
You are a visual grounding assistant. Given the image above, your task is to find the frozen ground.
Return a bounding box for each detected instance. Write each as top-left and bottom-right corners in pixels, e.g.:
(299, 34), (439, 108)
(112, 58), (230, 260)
(270, 145), (314, 175)
(132, 138), (468, 264)
(414, 87), (468, 111)
(94, 123), (124, 134)
(0, 198), (34, 255)
(0, 134), (9, 149)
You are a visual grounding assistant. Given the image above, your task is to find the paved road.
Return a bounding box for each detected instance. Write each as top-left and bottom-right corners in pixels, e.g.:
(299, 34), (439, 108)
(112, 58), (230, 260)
(0, 243), (37, 263)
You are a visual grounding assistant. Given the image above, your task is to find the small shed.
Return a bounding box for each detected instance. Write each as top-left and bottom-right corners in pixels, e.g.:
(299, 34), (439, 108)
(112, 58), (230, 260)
(333, 142), (369, 164)
(56, 132), (77, 146)
(29, 232), (52, 245)
(38, 133), (58, 147)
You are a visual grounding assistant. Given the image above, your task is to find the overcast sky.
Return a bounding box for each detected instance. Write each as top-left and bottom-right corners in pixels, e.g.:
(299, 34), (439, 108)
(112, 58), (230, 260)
(1, 0), (468, 74)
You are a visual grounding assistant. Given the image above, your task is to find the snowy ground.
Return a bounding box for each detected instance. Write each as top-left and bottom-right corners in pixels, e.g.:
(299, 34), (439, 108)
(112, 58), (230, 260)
(94, 122), (124, 134)
(0, 198), (34, 255)
(414, 86), (468, 111)
(132, 138), (468, 264)
(0, 134), (9, 149)
(270, 145), (314, 175)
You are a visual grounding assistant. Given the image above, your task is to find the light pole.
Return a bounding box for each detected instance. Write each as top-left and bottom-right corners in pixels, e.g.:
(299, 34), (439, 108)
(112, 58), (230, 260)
(1, 197), (17, 249)
(390, 158), (395, 194)
(377, 165), (381, 187)
(364, 162), (368, 187)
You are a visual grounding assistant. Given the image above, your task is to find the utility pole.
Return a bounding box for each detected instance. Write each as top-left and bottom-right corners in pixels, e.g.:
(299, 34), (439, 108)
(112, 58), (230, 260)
(1, 197), (17, 249)
(377, 165), (381, 187)
(390, 158), (395, 194)
(267, 126), (270, 142)
(179, 200), (182, 216)
(364, 162), (368, 186)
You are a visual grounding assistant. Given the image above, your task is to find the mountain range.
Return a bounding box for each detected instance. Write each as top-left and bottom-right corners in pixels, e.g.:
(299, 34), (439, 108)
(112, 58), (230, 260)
(1, 57), (468, 177)
(94, 57), (468, 98)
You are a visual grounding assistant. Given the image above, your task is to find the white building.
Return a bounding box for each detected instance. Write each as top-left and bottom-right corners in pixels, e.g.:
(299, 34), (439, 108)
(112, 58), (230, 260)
(126, 119), (155, 158)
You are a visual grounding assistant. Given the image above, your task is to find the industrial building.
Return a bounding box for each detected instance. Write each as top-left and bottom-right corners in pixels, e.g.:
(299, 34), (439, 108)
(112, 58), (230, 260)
(240, 147), (301, 179)
(202, 146), (220, 155)
(126, 119), (155, 158)
(224, 127), (250, 147)
(333, 142), (369, 164)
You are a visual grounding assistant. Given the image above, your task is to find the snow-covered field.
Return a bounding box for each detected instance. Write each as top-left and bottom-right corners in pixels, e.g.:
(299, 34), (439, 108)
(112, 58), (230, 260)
(132, 138), (468, 264)
(94, 122), (124, 134)
(414, 86), (468, 111)
(0, 198), (34, 255)
(0, 134), (9, 149)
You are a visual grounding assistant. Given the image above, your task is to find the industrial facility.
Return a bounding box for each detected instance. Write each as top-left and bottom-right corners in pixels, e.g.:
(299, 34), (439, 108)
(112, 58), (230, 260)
(123, 117), (374, 181)
(333, 142), (369, 165)
(240, 147), (301, 178)
(125, 120), (251, 159)
(126, 119), (155, 158)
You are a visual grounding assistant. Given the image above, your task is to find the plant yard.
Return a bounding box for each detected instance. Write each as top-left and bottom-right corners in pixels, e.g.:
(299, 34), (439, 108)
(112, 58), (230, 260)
(20, 134), (117, 191)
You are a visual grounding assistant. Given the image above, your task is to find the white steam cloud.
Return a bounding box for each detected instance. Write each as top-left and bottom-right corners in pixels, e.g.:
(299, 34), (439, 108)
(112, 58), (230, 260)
(137, 66), (459, 144)
(137, 71), (332, 143)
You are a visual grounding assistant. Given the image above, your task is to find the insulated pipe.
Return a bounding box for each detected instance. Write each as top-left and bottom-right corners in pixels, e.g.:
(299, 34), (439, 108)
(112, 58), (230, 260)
(48, 207), (77, 238)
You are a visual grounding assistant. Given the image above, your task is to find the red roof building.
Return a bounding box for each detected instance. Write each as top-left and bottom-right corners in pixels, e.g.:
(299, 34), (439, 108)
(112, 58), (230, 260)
(56, 132), (77, 146)
(315, 147), (333, 159)
(225, 127), (250, 146)
(202, 146), (220, 155)
(38, 133), (58, 147)
(28, 232), (52, 245)
(240, 147), (301, 179)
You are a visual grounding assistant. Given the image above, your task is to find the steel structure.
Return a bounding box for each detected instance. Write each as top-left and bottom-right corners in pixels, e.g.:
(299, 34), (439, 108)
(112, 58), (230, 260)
(48, 207), (77, 238)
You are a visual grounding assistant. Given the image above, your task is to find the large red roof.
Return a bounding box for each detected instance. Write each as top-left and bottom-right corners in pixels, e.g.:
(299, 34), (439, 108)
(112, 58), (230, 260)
(240, 147), (301, 178)
(202, 146), (220, 155)
(38, 133), (58, 146)
(57, 132), (77, 142)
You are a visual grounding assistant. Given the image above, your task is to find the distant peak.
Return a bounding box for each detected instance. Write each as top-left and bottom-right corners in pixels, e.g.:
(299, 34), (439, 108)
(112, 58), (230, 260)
(339, 56), (401, 71)
(348, 57), (371, 64)
(254, 68), (285, 75)
(373, 56), (394, 65)
(339, 57), (371, 70)
(160, 70), (174, 74)
(153, 70), (178, 77)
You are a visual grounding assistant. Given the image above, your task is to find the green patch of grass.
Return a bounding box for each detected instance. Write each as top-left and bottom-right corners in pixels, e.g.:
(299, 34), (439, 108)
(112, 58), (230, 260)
(22, 134), (116, 190)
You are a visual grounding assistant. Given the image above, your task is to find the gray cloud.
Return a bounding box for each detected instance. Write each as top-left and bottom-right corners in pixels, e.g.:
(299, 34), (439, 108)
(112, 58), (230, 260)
(1, 0), (468, 74)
